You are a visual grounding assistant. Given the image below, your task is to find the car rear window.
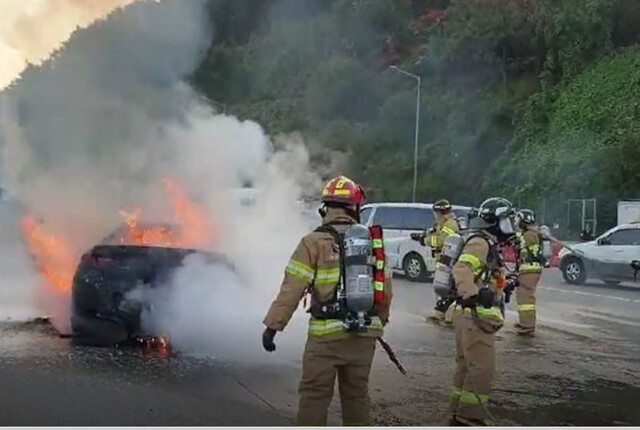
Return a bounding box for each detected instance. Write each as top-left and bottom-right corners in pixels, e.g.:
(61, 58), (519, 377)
(372, 207), (434, 230)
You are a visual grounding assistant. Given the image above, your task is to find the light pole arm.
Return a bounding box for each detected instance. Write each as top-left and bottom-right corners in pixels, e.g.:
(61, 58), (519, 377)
(389, 65), (420, 82)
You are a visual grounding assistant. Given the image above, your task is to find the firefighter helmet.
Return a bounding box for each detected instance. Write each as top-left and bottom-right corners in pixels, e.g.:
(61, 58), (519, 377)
(516, 209), (536, 229)
(433, 199), (452, 213)
(469, 197), (516, 238)
(321, 176), (365, 207)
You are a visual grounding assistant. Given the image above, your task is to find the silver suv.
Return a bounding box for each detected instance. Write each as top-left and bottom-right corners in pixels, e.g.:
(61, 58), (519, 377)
(559, 223), (640, 286)
(360, 203), (470, 282)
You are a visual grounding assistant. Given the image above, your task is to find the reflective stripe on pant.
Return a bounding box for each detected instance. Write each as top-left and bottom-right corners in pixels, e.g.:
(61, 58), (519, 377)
(450, 311), (495, 422)
(517, 272), (541, 330)
(297, 335), (376, 426)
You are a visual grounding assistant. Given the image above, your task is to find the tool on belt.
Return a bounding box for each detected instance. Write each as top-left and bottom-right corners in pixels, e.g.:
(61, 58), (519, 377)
(376, 337), (406, 376)
(503, 273), (520, 304)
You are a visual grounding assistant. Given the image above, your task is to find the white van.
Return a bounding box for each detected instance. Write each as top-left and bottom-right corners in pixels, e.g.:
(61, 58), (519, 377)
(360, 203), (471, 282)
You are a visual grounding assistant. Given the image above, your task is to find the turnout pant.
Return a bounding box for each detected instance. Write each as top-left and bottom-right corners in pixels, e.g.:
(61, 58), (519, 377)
(297, 335), (376, 426)
(450, 311), (495, 423)
(516, 272), (541, 331)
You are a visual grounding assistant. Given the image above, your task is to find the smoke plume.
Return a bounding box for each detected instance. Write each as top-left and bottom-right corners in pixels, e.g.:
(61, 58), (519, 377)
(0, 0), (319, 358)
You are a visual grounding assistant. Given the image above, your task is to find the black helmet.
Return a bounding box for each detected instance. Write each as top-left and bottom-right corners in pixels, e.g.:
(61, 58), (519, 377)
(469, 197), (516, 240)
(516, 209), (536, 228)
(433, 199), (452, 213)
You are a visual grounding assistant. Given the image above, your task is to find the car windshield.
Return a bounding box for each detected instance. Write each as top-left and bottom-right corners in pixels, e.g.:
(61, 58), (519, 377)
(597, 226), (622, 242)
(603, 228), (640, 245)
(360, 207), (373, 225)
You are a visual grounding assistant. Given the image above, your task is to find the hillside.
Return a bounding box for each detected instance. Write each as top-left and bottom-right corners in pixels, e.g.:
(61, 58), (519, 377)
(191, 0), (640, 233)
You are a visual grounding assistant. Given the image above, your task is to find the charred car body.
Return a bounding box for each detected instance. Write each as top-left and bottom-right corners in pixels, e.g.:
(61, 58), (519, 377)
(71, 223), (232, 346)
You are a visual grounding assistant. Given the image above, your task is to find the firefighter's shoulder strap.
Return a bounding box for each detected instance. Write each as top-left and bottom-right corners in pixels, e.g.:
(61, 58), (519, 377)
(312, 222), (349, 297)
(314, 222), (350, 263)
(462, 232), (496, 282)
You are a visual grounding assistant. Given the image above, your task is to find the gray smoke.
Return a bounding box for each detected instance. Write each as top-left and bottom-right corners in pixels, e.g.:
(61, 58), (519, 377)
(0, 0), (319, 357)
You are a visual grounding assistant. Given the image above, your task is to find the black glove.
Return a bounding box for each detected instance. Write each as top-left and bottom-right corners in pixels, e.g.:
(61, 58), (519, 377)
(262, 327), (276, 352)
(477, 288), (495, 309)
(410, 233), (423, 242)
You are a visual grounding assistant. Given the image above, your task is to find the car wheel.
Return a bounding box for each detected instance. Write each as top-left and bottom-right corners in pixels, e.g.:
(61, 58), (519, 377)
(603, 280), (621, 287)
(403, 252), (428, 282)
(562, 257), (586, 285)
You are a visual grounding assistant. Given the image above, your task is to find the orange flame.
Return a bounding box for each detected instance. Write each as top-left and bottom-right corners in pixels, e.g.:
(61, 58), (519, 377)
(163, 177), (215, 248)
(118, 209), (182, 248)
(20, 216), (77, 293)
(115, 178), (215, 249)
(21, 177), (215, 294)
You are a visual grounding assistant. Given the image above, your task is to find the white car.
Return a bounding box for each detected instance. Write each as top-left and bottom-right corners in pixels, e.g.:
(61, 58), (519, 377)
(559, 223), (640, 286)
(360, 203), (470, 282)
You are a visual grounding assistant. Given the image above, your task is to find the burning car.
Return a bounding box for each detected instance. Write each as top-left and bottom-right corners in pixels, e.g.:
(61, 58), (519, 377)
(71, 222), (233, 346)
(20, 178), (227, 346)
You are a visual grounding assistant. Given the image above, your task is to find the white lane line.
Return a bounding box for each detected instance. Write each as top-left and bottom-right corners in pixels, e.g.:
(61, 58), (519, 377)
(540, 286), (640, 304)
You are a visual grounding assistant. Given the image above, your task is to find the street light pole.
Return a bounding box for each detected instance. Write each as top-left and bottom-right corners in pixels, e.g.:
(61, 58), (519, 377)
(389, 65), (421, 202)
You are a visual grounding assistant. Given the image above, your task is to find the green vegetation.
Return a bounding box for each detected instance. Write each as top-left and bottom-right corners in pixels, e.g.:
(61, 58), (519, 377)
(192, 0), (640, 232)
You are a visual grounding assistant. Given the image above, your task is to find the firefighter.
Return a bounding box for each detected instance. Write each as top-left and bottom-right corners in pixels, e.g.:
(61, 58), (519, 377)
(412, 199), (460, 324)
(262, 176), (393, 426)
(449, 197), (515, 426)
(514, 209), (543, 335)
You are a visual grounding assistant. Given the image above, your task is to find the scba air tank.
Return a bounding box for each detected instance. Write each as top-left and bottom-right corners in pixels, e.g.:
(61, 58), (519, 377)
(432, 233), (465, 297)
(343, 224), (375, 314)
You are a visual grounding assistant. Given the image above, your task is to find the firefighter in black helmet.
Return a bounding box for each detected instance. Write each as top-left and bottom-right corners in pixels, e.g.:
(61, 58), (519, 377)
(449, 197), (515, 425)
(412, 199), (460, 324)
(514, 209), (544, 335)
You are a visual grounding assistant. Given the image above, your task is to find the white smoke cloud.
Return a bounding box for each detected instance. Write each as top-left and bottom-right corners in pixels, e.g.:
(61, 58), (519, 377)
(0, 0), (322, 359)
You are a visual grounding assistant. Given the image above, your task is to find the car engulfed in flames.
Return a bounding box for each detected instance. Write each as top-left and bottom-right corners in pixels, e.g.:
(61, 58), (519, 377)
(20, 178), (232, 346)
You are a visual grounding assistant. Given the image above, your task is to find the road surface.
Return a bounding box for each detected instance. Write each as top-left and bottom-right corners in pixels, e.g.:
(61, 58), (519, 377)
(0, 269), (639, 425)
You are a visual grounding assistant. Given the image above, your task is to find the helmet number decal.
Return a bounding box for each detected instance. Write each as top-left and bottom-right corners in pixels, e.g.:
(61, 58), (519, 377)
(335, 178), (347, 189)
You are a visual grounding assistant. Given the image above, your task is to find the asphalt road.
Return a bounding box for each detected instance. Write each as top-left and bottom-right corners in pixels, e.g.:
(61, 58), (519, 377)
(0, 268), (639, 425)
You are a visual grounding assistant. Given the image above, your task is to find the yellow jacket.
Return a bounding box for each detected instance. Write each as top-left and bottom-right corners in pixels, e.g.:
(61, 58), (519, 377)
(518, 228), (544, 274)
(452, 234), (504, 331)
(263, 208), (393, 341)
(425, 213), (459, 252)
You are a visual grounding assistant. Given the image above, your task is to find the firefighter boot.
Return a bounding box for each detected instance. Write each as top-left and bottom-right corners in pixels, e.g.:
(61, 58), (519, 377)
(427, 309), (445, 324)
(444, 304), (456, 326)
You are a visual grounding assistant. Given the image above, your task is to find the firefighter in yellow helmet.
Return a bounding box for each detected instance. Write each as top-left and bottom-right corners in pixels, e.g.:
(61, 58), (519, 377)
(449, 197), (515, 426)
(514, 209), (543, 335)
(425, 199), (459, 324)
(262, 175), (393, 426)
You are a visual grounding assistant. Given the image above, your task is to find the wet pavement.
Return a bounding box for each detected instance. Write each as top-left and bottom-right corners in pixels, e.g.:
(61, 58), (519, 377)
(1, 269), (639, 425)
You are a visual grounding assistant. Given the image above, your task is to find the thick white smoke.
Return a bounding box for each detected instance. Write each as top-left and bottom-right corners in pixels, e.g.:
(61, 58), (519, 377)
(0, 0), (322, 358)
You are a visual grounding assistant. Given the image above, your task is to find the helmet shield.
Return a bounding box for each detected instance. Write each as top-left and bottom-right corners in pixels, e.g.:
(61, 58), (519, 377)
(498, 217), (516, 235)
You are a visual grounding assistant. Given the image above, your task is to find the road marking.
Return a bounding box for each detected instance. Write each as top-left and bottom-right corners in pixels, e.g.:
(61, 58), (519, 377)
(540, 286), (640, 304)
